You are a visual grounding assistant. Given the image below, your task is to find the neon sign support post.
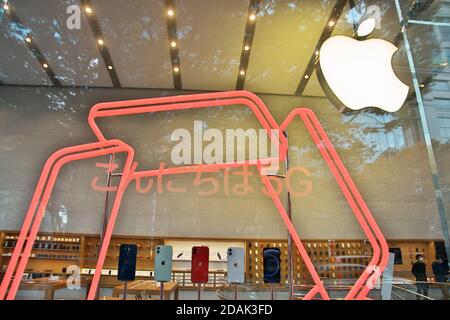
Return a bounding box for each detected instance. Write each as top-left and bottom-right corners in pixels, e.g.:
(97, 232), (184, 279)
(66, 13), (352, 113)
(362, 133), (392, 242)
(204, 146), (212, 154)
(0, 91), (389, 300)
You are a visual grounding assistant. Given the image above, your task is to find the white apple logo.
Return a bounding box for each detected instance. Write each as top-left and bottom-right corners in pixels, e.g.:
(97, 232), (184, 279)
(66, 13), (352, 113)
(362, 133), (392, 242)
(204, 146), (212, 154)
(318, 23), (409, 113)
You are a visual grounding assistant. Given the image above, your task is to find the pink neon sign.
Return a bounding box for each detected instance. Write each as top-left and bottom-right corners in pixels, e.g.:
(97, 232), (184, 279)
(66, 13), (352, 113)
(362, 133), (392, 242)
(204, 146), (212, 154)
(0, 91), (389, 300)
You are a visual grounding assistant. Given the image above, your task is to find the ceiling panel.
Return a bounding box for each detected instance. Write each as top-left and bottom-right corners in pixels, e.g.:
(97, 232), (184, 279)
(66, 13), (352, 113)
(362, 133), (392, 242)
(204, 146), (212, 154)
(12, 0), (112, 87)
(93, 0), (173, 89)
(176, 0), (249, 91)
(0, 0), (408, 94)
(302, 71), (326, 97)
(0, 16), (51, 85)
(303, 2), (352, 97)
(244, 0), (335, 95)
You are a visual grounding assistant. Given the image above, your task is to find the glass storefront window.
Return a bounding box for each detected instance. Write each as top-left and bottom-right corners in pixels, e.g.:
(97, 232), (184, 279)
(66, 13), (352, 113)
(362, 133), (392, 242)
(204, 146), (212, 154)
(0, 0), (449, 301)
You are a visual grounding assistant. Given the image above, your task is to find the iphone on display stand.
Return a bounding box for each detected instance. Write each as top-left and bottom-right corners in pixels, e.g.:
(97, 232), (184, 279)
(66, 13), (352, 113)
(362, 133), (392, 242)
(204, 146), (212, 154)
(227, 247), (245, 300)
(263, 247), (281, 300)
(155, 245), (173, 300)
(117, 244), (138, 300)
(191, 246), (209, 300)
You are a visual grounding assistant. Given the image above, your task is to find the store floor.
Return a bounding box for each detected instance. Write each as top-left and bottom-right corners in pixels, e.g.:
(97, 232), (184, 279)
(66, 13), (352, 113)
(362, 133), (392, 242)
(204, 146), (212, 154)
(14, 287), (285, 300)
(14, 287), (222, 300)
(13, 287), (448, 300)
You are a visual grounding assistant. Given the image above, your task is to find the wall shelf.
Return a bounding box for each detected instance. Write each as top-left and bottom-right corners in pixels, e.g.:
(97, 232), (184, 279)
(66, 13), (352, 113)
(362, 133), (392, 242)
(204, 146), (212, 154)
(0, 231), (440, 289)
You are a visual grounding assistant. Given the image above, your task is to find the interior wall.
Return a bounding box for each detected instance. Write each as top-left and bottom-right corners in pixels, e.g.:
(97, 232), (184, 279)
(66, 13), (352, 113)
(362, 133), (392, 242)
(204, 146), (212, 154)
(0, 85), (444, 240)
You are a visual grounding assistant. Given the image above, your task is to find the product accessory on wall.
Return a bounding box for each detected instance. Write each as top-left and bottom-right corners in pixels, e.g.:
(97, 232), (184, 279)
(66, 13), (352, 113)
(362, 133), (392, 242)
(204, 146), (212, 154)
(0, 91), (389, 300)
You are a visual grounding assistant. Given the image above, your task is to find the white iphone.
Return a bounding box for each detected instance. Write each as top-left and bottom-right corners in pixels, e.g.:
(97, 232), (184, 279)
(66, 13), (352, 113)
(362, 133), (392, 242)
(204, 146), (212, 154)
(227, 247), (245, 284)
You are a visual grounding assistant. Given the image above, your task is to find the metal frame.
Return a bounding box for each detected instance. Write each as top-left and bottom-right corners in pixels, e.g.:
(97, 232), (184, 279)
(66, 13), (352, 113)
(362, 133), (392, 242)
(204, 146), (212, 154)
(0, 91), (389, 300)
(394, 0), (450, 267)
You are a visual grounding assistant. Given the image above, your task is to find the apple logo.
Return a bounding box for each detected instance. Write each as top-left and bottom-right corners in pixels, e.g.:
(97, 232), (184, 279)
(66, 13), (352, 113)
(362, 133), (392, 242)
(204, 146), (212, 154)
(317, 21), (409, 113)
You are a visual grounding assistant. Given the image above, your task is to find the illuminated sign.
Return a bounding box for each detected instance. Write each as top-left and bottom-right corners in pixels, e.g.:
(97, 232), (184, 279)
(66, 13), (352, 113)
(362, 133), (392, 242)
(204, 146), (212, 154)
(0, 91), (388, 300)
(318, 24), (409, 113)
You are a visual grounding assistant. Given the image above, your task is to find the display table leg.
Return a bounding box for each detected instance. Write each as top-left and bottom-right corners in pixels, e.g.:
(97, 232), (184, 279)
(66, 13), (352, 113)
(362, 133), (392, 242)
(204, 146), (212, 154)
(45, 288), (55, 300)
(174, 286), (179, 300)
(123, 281), (128, 300)
(197, 283), (201, 300)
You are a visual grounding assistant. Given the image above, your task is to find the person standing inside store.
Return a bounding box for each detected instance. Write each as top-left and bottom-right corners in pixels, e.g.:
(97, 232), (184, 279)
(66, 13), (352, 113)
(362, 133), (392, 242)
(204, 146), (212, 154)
(432, 255), (450, 300)
(411, 254), (428, 299)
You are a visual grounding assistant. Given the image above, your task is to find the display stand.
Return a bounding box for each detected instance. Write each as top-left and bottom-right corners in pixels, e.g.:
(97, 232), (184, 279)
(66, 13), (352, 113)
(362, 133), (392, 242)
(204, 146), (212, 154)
(284, 131), (294, 300)
(197, 283), (202, 300)
(160, 282), (165, 300)
(123, 281), (128, 300)
(270, 283), (275, 300)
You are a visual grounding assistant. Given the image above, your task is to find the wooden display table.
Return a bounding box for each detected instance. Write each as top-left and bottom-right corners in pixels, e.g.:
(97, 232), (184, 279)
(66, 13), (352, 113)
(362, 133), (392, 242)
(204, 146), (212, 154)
(100, 297), (158, 300)
(18, 276), (92, 300)
(112, 280), (179, 300)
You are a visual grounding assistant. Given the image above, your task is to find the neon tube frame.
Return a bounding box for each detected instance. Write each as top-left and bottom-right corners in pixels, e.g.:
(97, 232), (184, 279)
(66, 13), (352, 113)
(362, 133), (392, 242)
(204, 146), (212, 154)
(0, 91), (389, 300)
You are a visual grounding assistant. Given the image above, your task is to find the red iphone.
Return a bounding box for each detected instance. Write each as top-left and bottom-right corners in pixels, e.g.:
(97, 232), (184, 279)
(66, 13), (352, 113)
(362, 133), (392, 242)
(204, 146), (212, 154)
(191, 246), (209, 284)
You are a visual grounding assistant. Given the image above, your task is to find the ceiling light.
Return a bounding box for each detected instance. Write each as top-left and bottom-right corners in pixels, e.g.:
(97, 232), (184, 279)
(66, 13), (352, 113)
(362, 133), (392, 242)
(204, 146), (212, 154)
(305, 75), (310, 79)
(85, 7), (92, 14)
(108, 65), (113, 70)
(244, 45), (250, 51)
(240, 70), (246, 76)
(328, 20), (335, 27)
(25, 37), (31, 43)
(319, 35), (409, 112)
(167, 9), (174, 17)
(170, 41), (177, 48)
(173, 66), (179, 73)
(441, 62), (448, 67)
(42, 63), (48, 69)
(419, 84), (425, 88)
(249, 14), (256, 21)
(3, 3), (9, 10)
(97, 39), (104, 45)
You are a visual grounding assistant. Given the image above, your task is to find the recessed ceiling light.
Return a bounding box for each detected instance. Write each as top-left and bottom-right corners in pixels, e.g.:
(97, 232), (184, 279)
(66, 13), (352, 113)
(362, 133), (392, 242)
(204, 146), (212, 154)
(85, 7), (92, 14)
(167, 9), (174, 17)
(305, 75), (310, 79)
(240, 70), (246, 76)
(244, 45), (250, 51)
(419, 84), (425, 88)
(173, 66), (179, 73)
(108, 65), (113, 70)
(170, 41), (177, 48)
(249, 14), (256, 21)
(42, 63), (48, 69)
(328, 20), (335, 27)
(315, 50), (320, 55)
(25, 37), (31, 43)
(97, 39), (104, 45)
